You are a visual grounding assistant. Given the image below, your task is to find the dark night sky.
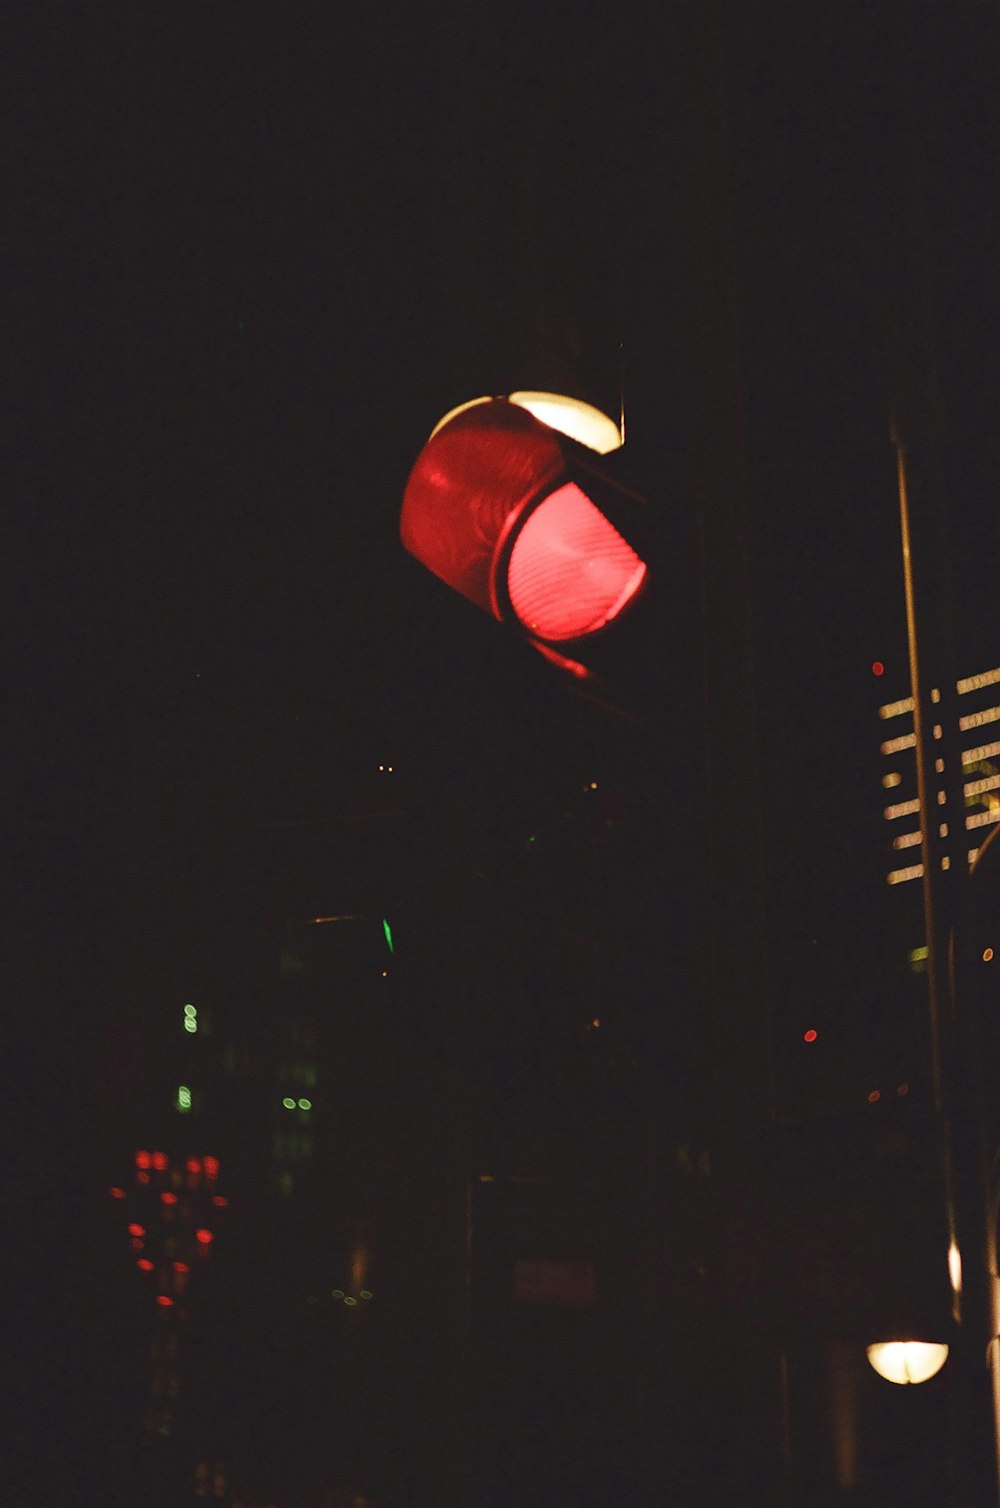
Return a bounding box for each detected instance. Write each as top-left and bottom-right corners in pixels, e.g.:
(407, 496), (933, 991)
(5, 5), (1000, 1484)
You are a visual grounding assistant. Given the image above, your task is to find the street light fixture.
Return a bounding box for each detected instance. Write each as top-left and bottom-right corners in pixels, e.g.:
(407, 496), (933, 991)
(866, 1340), (949, 1386)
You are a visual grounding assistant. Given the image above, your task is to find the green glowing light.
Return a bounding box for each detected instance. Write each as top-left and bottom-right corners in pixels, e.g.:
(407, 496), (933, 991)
(282, 1097), (296, 1110)
(184, 1004), (197, 1018)
(344, 1296), (358, 1306)
(176, 1085), (192, 1112)
(298, 1098), (311, 1111)
(332, 1289), (344, 1299)
(360, 1290), (373, 1300)
(184, 1020), (198, 1034)
(381, 917), (394, 954)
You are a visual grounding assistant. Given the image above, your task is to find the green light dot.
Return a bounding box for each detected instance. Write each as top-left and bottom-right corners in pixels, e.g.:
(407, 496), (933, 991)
(184, 1004), (197, 1018)
(332, 1289), (344, 1299)
(381, 917), (394, 954)
(184, 1020), (198, 1034)
(344, 1296), (358, 1307)
(360, 1290), (373, 1300)
(298, 1098), (311, 1111)
(176, 1086), (192, 1111)
(282, 1097), (296, 1110)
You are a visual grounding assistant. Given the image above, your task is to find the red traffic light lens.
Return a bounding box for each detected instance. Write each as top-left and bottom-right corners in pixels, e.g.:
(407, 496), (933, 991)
(507, 482), (647, 642)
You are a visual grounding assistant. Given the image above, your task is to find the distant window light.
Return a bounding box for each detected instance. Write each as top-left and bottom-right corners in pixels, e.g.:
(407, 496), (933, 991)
(964, 741), (1000, 766)
(882, 732), (917, 754)
(957, 667), (1000, 695)
(964, 774), (1000, 798)
(941, 856), (951, 870)
(884, 799), (920, 820)
(960, 705), (1000, 732)
(931, 688), (941, 704)
(803, 1029), (818, 1043)
(939, 823), (949, 838)
(937, 790), (947, 805)
(888, 863), (924, 884)
(879, 696), (914, 719)
(935, 758), (945, 773)
(967, 810), (1000, 830)
(882, 771), (903, 789)
(933, 724), (943, 740)
(969, 848), (981, 863)
(892, 830), (922, 850)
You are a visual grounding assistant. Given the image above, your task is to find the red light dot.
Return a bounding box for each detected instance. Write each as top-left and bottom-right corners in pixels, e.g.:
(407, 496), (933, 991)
(173, 1261), (190, 1273)
(128, 1223), (145, 1237)
(160, 1191), (178, 1205)
(137, 1171), (150, 1185)
(108, 1186), (126, 1199)
(156, 1295), (174, 1307)
(211, 1195), (228, 1207)
(203, 1156), (219, 1178)
(872, 661), (885, 676)
(137, 1258), (154, 1272)
(803, 1029), (818, 1043)
(868, 1090), (881, 1103)
(135, 1151), (151, 1169)
(897, 1082), (910, 1096)
(152, 1152), (168, 1171)
(185, 1158), (201, 1174)
(195, 1228), (213, 1245)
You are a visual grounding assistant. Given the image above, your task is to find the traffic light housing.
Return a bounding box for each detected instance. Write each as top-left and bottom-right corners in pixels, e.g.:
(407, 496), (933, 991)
(400, 394), (653, 683)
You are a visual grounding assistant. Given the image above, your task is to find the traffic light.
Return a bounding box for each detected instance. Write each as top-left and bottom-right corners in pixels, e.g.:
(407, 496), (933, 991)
(400, 393), (653, 684)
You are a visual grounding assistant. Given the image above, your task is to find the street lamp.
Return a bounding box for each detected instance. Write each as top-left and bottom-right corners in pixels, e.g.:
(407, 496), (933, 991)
(866, 1340), (949, 1386)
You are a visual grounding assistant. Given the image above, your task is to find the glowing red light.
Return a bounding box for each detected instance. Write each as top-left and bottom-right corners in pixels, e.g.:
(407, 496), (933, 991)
(211, 1195), (228, 1208)
(803, 1029), (818, 1043)
(137, 1258), (155, 1272)
(203, 1156), (219, 1179)
(872, 661), (885, 676)
(160, 1191), (178, 1205)
(185, 1158), (201, 1174)
(137, 1171), (150, 1185)
(195, 1228), (213, 1245)
(507, 482), (647, 642)
(897, 1082), (910, 1096)
(135, 1151), (151, 1169)
(156, 1295), (174, 1307)
(128, 1223), (146, 1237)
(868, 1090), (881, 1103)
(173, 1261), (190, 1273)
(108, 1186), (126, 1199)
(151, 1152), (168, 1171)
